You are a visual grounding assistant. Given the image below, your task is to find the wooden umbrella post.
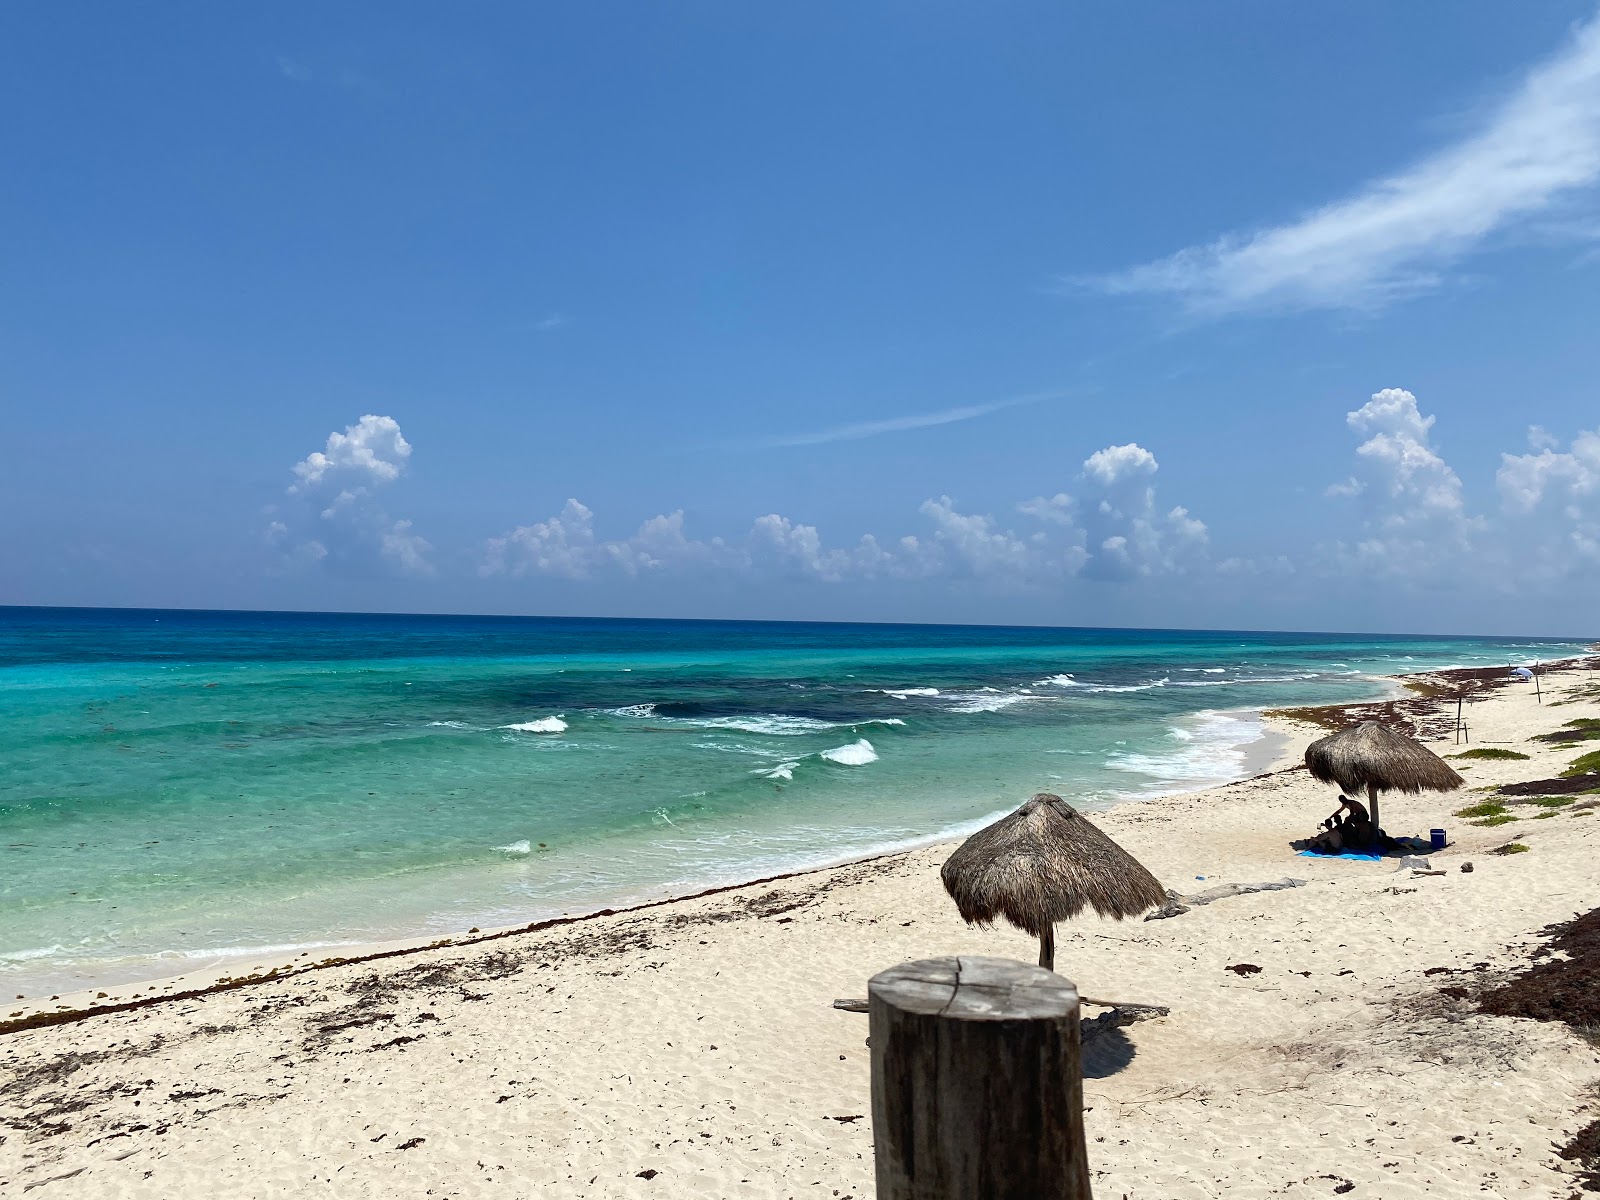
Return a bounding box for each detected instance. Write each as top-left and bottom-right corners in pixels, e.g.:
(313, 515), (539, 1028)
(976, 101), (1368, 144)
(869, 956), (1092, 1200)
(1367, 782), (1382, 836)
(1038, 924), (1055, 972)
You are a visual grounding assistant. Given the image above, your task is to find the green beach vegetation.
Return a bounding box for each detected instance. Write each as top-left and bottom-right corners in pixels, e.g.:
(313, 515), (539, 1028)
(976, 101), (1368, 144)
(1560, 750), (1600, 778)
(1533, 718), (1600, 748)
(1454, 801), (1507, 819)
(1447, 748), (1529, 760)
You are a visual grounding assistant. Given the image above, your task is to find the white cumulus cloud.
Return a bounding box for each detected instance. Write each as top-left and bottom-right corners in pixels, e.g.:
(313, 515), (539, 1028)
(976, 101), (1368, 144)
(482, 502), (738, 580)
(289, 413), (412, 492)
(483, 443), (1206, 589)
(1497, 425), (1600, 563)
(1093, 11), (1600, 314)
(1082, 442), (1158, 486)
(271, 415), (431, 575)
(1050, 443), (1208, 580)
(1325, 388), (1480, 578)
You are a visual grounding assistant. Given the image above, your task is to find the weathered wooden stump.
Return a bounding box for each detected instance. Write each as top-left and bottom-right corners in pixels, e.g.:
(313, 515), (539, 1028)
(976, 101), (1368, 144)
(868, 955), (1092, 1200)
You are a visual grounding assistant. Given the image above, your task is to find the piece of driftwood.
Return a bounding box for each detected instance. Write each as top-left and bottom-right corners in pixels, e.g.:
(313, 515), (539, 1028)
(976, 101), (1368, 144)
(1145, 877), (1306, 920)
(1079, 1002), (1169, 1045)
(869, 956), (1092, 1199)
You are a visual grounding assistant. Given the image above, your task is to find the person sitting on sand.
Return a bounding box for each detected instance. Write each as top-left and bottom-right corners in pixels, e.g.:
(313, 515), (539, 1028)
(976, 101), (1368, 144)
(1302, 794), (1378, 854)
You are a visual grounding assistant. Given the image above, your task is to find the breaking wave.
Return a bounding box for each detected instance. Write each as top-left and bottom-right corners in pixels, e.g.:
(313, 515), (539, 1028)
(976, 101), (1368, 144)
(820, 739), (879, 765)
(502, 716), (568, 734)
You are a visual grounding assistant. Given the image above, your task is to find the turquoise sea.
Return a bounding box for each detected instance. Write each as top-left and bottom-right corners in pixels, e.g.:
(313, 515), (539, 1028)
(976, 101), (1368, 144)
(1, 608), (1587, 996)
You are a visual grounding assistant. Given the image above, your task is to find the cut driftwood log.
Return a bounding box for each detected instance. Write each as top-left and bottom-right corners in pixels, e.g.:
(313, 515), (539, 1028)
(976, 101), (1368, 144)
(1145, 877), (1306, 920)
(869, 956), (1092, 1199)
(836, 994), (1159, 1013)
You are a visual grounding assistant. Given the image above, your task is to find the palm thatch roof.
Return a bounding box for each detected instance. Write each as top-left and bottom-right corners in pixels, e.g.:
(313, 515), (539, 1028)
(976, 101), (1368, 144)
(1304, 721), (1464, 795)
(940, 793), (1166, 936)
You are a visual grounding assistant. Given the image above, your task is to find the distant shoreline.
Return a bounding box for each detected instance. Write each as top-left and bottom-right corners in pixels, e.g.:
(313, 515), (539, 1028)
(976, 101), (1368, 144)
(15, 655), (1588, 1037)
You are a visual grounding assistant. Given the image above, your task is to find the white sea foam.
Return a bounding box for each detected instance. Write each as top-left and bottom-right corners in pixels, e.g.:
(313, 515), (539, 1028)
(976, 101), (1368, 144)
(946, 691), (1037, 713)
(1104, 710), (1264, 793)
(161, 939), (361, 963)
(759, 761), (800, 781)
(426, 720), (474, 729)
(608, 703), (657, 718)
(692, 741), (780, 757)
(820, 738), (878, 765)
(614, 708), (900, 735)
(1084, 677), (1169, 693)
(1180, 667), (1227, 674)
(674, 714), (836, 736)
(1035, 674), (1082, 687)
(0, 943), (70, 963)
(495, 840), (533, 855)
(878, 687), (940, 698)
(502, 716), (568, 733)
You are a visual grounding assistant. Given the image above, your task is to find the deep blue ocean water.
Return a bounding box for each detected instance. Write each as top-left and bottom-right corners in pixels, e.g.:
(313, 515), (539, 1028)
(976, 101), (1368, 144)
(1, 607), (1586, 994)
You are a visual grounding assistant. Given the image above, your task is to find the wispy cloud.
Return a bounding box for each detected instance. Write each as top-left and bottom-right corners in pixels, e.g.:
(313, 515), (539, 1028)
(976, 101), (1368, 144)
(1090, 10), (1600, 315)
(276, 56), (312, 84)
(270, 52), (384, 101)
(757, 390), (1071, 448)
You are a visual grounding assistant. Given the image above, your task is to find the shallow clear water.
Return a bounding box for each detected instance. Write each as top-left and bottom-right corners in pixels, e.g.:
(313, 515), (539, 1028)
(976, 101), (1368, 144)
(0, 607), (1583, 994)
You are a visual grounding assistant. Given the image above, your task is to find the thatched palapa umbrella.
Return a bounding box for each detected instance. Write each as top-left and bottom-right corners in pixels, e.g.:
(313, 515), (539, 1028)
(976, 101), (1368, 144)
(941, 792), (1166, 971)
(1303, 720), (1464, 834)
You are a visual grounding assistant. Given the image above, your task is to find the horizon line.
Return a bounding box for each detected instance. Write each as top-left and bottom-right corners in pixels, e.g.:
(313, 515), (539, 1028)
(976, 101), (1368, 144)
(1, 602), (1593, 645)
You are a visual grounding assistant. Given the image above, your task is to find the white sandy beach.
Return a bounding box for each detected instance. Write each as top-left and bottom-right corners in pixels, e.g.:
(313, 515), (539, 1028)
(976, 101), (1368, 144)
(3, 662), (1599, 1198)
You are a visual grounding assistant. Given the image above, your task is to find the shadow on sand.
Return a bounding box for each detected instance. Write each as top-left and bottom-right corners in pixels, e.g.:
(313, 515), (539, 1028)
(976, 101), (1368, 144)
(1080, 1023), (1136, 1079)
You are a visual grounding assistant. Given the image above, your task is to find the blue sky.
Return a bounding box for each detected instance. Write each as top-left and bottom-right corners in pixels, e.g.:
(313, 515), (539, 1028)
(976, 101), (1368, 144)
(4, 2), (1600, 635)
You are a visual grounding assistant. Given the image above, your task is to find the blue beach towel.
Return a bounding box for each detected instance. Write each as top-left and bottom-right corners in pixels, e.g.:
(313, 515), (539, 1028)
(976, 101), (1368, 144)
(1296, 849), (1384, 862)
